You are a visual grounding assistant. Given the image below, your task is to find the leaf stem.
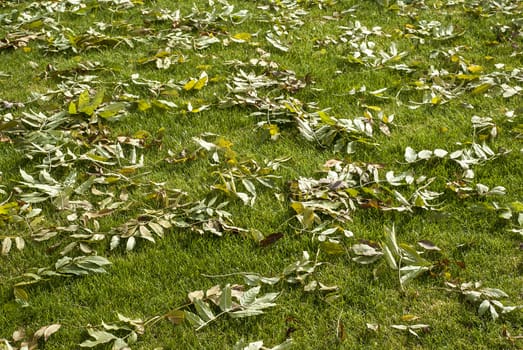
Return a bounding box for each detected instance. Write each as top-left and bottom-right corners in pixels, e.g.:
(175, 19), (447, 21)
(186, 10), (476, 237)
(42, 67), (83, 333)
(201, 272), (258, 278)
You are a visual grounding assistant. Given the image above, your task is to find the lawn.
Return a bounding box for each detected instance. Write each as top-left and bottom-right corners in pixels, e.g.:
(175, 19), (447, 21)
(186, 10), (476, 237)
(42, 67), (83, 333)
(1, 0), (522, 349)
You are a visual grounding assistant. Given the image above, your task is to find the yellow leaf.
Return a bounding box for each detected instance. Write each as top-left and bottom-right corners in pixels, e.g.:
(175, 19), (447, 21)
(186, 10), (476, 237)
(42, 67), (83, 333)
(467, 64), (483, 73)
(183, 79), (197, 91)
(431, 96), (442, 105)
(137, 100), (151, 111)
(346, 188), (359, 197)
(212, 183), (230, 194)
(119, 167), (137, 175)
(184, 72), (208, 91)
(291, 201), (304, 214)
(365, 105), (382, 112)
(284, 102), (296, 113)
(155, 50), (170, 58)
(104, 176), (120, 184)
(193, 72), (208, 90)
(14, 287), (29, 302)
(68, 101), (77, 115)
(415, 195), (426, 207)
(133, 130), (151, 139)
(23, 19), (43, 30)
(456, 74), (478, 81)
(318, 110), (335, 125)
(268, 124), (279, 136)
(77, 90), (90, 110)
(472, 83), (492, 94)
(401, 314), (420, 322)
(216, 137), (233, 149)
(302, 208), (315, 228)
(232, 32), (252, 41)
(226, 158), (237, 166)
(86, 154), (109, 162)
(22, 47), (31, 53)
(161, 89), (179, 97)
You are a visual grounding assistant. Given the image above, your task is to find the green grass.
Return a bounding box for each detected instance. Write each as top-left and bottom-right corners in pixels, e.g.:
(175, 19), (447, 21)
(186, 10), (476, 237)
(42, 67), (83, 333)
(1, 0), (523, 348)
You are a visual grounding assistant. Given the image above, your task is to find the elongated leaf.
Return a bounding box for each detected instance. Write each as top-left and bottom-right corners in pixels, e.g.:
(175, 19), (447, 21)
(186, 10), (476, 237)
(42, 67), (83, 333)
(183, 79), (197, 91)
(418, 150), (432, 159)
(417, 240), (441, 251)
(98, 102), (126, 119)
(266, 33), (289, 52)
(69, 101), (77, 114)
(400, 244), (427, 265)
(80, 330), (117, 347)
(382, 245), (398, 270)
(166, 310), (185, 325)
(320, 241), (345, 255)
(15, 237), (25, 251)
(400, 266), (428, 285)
(148, 222), (164, 237)
(194, 299), (215, 322)
(352, 255), (383, 264)
(184, 311), (205, 328)
(232, 32), (252, 42)
(490, 304), (499, 320)
(434, 149), (448, 158)
(405, 147), (417, 163)
(112, 338), (129, 350)
(472, 83), (492, 94)
(13, 287), (29, 304)
(19, 169), (35, 183)
(410, 324), (430, 330)
(241, 179), (256, 196)
(391, 325), (408, 331)
(243, 274), (281, 286)
(478, 300), (490, 316)
(240, 286), (260, 306)
(259, 233), (284, 247)
(139, 225), (154, 242)
(126, 236), (136, 251)
(251, 292), (279, 306)
(219, 284), (232, 312)
(481, 288), (509, 299)
(43, 324), (61, 341)
(80, 256), (112, 267)
(229, 309), (265, 318)
(352, 244), (382, 256)
(2, 237), (12, 255)
(33, 324), (61, 342)
(110, 236), (120, 250)
(193, 72), (208, 90)
(77, 90), (90, 111)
